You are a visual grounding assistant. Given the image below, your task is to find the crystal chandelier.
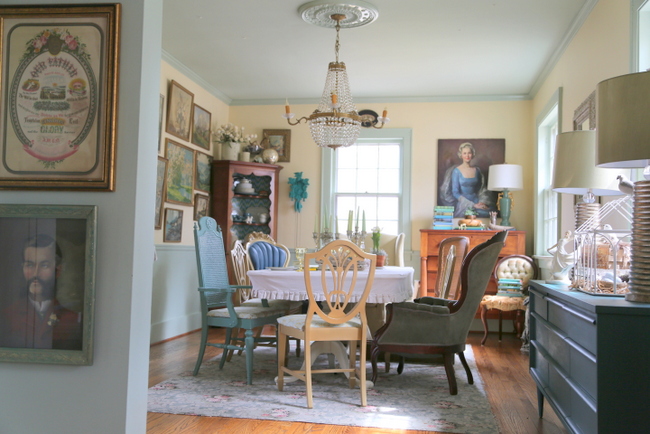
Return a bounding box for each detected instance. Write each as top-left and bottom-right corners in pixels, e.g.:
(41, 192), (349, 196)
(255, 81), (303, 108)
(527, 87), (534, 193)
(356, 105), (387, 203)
(283, 2), (389, 149)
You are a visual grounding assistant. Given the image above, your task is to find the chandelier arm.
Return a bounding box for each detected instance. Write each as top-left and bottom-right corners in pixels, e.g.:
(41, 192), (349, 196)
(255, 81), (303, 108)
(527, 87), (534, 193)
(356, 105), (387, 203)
(285, 116), (310, 126)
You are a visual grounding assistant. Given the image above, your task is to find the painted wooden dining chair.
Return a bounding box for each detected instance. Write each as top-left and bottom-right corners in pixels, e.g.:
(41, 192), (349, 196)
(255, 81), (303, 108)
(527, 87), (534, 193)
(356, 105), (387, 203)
(230, 238), (302, 358)
(276, 240), (377, 408)
(192, 217), (285, 384)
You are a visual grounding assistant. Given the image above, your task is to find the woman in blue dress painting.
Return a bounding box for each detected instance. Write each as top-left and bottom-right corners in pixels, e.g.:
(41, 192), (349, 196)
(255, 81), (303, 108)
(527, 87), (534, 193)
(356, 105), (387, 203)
(439, 142), (495, 218)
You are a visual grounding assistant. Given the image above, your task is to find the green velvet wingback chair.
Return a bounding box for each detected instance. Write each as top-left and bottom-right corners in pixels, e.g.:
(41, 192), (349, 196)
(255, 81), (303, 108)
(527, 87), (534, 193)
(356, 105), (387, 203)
(370, 231), (507, 395)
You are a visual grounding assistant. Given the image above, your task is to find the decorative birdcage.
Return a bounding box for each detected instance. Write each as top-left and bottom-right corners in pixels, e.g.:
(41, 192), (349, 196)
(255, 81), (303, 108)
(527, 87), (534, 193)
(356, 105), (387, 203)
(572, 196), (633, 296)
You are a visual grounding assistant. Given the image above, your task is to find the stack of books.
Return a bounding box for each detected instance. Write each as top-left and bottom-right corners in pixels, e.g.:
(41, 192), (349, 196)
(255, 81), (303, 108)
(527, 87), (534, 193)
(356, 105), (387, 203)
(496, 278), (524, 297)
(433, 206), (454, 230)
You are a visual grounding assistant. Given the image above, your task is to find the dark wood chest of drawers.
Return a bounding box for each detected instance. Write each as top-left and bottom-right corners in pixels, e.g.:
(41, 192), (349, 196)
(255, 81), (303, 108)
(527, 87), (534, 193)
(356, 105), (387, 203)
(529, 281), (650, 433)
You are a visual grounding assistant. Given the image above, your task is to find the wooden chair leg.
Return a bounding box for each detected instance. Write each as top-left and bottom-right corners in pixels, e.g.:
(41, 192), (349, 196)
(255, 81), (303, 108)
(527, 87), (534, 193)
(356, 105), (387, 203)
(443, 352), (458, 395)
(498, 310), (503, 341)
(370, 343), (380, 383)
(219, 328), (233, 370)
(457, 351), (474, 385)
(277, 328), (287, 391)
(305, 338), (314, 409)
(192, 324), (209, 376)
(244, 328), (254, 385)
(384, 352), (391, 372)
(481, 303), (489, 345)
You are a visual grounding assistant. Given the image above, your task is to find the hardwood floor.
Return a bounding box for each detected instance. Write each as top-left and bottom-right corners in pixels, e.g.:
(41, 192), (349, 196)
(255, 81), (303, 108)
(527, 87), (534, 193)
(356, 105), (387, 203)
(148, 329), (567, 434)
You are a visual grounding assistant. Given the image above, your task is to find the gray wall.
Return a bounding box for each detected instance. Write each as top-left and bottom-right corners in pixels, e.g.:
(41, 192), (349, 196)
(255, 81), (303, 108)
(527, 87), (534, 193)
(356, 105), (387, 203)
(0, 0), (162, 432)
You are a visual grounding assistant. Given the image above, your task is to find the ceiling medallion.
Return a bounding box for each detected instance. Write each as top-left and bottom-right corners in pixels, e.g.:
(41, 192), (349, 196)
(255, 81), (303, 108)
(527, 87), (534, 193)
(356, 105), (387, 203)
(298, 0), (379, 29)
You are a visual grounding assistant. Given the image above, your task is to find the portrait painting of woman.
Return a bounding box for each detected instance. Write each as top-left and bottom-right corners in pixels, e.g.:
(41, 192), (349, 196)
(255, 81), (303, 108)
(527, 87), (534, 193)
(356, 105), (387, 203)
(437, 139), (505, 218)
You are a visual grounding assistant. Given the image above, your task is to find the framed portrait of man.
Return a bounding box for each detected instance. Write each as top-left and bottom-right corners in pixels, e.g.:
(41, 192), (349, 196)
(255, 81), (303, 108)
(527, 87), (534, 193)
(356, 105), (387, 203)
(437, 139), (505, 219)
(0, 204), (97, 365)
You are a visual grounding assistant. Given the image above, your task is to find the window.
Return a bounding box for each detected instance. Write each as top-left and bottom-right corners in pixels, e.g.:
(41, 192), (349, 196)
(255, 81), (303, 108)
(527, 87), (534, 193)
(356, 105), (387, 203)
(322, 128), (411, 245)
(535, 88), (562, 255)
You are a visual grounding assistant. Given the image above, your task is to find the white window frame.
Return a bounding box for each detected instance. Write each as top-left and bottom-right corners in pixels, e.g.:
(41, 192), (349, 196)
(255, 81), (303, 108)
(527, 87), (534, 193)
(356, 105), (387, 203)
(321, 128), (412, 251)
(535, 88), (562, 256)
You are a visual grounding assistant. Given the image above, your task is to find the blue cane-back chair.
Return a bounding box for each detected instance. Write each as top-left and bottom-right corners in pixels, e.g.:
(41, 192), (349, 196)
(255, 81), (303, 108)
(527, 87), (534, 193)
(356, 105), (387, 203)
(192, 217), (285, 384)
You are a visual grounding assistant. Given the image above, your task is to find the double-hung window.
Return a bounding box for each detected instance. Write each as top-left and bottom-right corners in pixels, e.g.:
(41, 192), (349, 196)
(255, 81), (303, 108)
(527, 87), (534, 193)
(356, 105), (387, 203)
(322, 128), (411, 246)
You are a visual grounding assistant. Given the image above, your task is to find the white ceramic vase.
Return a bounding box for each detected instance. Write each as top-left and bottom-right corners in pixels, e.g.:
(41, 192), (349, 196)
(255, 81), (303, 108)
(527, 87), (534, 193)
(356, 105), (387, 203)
(221, 142), (240, 161)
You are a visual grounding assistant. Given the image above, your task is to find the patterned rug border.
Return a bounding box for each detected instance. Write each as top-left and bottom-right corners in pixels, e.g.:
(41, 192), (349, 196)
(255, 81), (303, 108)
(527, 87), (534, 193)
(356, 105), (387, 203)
(148, 345), (499, 433)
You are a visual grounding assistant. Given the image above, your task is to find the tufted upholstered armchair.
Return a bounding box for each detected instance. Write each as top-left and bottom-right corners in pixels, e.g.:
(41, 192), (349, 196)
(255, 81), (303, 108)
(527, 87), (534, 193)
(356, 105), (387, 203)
(370, 231), (507, 395)
(480, 254), (538, 345)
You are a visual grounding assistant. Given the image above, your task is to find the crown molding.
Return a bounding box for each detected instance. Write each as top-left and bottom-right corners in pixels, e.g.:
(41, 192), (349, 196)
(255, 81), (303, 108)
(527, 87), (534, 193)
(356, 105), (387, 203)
(528, 0), (599, 99)
(162, 49), (232, 105)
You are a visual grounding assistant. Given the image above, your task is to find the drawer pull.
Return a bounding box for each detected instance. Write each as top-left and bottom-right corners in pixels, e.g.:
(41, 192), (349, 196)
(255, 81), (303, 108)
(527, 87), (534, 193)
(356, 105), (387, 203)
(547, 297), (596, 324)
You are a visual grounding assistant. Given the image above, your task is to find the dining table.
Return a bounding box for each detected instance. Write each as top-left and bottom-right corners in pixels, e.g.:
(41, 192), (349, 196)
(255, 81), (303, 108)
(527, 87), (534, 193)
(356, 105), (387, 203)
(247, 265), (416, 386)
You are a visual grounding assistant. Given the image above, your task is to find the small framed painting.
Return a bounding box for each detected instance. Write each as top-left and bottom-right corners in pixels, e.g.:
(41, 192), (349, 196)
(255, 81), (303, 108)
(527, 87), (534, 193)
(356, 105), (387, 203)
(194, 151), (212, 194)
(165, 80), (194, 142)
(191, 104), (211, 151)
(0, 204), (97, 365)
(163, 208), (183, 243)
(194, 193), (210, 221)
(262, 129), (291, 162)
(164, 139), (195, 206)
(155, 157), (167, 229)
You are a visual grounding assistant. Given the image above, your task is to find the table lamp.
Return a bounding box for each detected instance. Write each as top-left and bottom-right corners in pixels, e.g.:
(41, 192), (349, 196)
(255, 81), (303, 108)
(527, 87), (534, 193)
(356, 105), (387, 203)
(552, 130), (626, 230)
(596, 70), (650, 302)
(487, 164), (523, 227)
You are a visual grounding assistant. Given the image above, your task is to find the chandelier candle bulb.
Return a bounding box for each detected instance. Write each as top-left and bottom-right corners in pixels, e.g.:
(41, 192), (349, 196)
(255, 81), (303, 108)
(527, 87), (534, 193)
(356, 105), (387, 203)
(382, 108), (388, 118)
(362, 210), (366, 232)
(347, 210), (353, 232)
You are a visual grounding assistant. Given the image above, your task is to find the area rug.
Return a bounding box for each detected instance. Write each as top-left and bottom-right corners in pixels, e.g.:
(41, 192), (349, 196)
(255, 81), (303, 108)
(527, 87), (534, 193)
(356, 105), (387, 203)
(148, 345), (499, 433)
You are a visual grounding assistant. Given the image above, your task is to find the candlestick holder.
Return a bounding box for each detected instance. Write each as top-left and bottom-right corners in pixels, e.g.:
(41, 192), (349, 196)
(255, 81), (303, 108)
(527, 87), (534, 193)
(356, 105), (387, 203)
(313, 231), (339, 250)
(346, 227), (366, 250)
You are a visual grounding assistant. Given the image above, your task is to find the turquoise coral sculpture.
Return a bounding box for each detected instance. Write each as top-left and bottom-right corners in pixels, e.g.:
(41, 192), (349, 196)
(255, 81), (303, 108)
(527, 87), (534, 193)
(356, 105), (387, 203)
(288, 172), (309, 212)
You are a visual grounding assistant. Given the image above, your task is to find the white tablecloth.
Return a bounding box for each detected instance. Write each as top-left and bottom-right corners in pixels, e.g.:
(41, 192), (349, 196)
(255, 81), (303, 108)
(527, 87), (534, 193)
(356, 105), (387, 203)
(247, 266), (415, 304)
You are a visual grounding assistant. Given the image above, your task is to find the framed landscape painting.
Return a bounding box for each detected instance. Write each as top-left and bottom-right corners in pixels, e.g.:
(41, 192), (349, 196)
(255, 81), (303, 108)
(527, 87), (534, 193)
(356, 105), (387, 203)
(262, 129), (291, 162)
(155, 157), (167, 229)
(194, 193), (209, 221)
(191, 104), (211, 150)
(165, 80), (193, 142)
(0, 4), (120, 190)
(0, 204), (97, 365)
(164, 139), (195, 206)
(194, 151), (212, 194)
(163, 208), (183, 242)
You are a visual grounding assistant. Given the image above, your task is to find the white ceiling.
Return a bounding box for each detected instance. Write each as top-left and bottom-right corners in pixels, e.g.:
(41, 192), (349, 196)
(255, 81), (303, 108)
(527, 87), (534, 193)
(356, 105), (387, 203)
(162, 0), (596, 105)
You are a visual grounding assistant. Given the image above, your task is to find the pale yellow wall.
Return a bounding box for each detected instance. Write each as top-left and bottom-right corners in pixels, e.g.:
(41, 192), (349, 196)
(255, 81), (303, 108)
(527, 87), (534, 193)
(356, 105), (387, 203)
(157, 0), (631, 254)
(155, 60), (230, 245)
(534, 0), (630, 131)
(532, 0), (631, 237)
(231, 100), (534, 253)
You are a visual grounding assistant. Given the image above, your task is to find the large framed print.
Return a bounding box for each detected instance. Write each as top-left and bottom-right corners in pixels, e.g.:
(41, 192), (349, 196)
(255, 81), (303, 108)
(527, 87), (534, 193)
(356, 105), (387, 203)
(164, 138), (195, 206)
(0, 5), (120, 191)
(0, 204), (97, 365)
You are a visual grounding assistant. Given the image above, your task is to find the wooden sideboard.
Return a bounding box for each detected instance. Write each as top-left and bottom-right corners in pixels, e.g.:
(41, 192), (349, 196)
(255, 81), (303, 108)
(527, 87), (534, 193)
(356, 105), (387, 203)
(419, 229), (526, 298)
(529, 281), (650, 433)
